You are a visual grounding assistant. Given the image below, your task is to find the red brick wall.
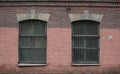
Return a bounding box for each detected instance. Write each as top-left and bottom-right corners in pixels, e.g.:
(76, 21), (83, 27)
(0, 7), (120, 74)
(0, 28), (18, 71)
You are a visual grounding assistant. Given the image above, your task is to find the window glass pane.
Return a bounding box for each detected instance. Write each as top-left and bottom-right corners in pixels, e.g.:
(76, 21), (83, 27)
(86, 37), (99, 48)
(72, 49), (85, 64)
(72, 22), (85, 35)
(34, 37), (46, 48)
(34, 21), (46, 35)
(19, 21), (33, 35)
(86, 49), (99, 63)
(19, 48), (46, 64)
(86, 22), (99, 35)
(33, 48), (46, 64)
(19, 37), (32, 48)
(19, 48), (33, 62)
(72, 37), (85, 47)
(19, 20), (47, 35)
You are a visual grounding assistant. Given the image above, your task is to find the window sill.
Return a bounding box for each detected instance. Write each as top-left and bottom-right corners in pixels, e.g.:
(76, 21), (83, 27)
(72, 64), (100, 66)
(18, 64), (47, 66)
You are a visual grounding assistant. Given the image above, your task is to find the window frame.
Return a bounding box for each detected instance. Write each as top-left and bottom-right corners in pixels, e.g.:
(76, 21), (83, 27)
(71, 20), (100, 66)
(18, 19), (47, 66)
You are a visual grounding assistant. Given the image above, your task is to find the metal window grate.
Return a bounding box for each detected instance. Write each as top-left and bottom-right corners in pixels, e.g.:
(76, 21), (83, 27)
(72, 20), (100, 64)
(19, 20), (47, 64)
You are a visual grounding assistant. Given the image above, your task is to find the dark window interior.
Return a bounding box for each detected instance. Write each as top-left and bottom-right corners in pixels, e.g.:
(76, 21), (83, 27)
(72, 20), (100, 64)
(19, 20), (47, 64)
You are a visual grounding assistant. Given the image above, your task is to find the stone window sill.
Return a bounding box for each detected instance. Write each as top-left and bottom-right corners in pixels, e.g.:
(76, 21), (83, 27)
(72, 64), (100, 66)
(18, 64), (47, 66)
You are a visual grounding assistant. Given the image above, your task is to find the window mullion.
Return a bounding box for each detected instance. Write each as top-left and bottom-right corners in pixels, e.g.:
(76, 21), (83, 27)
(84, 21), (87, 64)
(32, 22), (36, 62)
(31, 22), (34, 62)
(32, 36), (35, 62)
(84, 37), (86, 64)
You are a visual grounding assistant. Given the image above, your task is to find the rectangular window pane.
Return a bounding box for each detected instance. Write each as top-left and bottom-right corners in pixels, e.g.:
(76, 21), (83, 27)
(86, 49), (99, 64)
(19, 48), (46, 64)
(19, 37), (32, 48)
(34, 37), (46, 48)
(19, 22), (33, 35)
(72, 37), (85, 48)
(86, 22), (99, 35)
(72, 22), (85, 35)
(19, 48), (33, 63)
(86, 37), (99, 48)
(33, 48), (46, 64)
(72, 49), (85, 64)
(34, 22), (46, 35)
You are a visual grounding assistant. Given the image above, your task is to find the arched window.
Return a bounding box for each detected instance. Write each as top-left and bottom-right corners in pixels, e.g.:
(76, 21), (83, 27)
(72, 20), (100, 64)
(19, 20), (47, 64)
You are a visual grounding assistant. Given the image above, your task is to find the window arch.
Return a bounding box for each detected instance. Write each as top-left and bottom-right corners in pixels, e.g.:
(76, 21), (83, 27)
(19, 20), (47, 64)
(72, 20), (100, 65)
